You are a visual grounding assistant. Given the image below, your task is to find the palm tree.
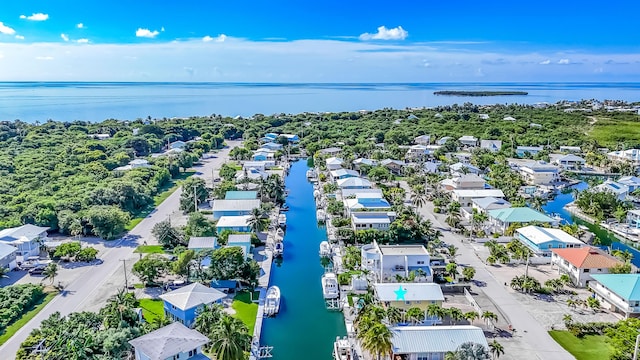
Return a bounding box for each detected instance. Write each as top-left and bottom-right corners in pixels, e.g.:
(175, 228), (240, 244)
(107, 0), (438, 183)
(195, 304), (224, 337)
(209, 315), (251, 360)
(406, 307), (424, 325)
(411, 191), (428, 208)
(448, 307), (465, 325)
(42, 263), (58, 285)
(385, 306), (403, 325)
(360, 322), (393, 360)
(247, 207), (268, 233)
(482, 311), (498, 326)
(488, 340), (505, 359)
(562, 314), (573, 327)
(0, 266), (9, 280)
(454, 342), (491, 360)
(464, 311), (479, 325)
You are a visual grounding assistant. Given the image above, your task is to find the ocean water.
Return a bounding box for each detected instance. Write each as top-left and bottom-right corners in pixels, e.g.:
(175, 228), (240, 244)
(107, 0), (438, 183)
(1, 82), (640, 122)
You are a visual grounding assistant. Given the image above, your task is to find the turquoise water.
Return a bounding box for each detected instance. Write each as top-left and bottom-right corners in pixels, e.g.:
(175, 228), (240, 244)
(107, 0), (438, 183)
(543, 182), (640, 267)
(261, 160), (346, 359)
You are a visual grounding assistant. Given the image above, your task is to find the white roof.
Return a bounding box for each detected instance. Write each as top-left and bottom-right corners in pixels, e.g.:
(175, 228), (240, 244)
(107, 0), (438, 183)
(516, 226), (583, 246)
(228, 234), (252, 244)
(326, 157), (344, 165)
(216, 215), (251, 227)
(351, 212), (391, 224)
(0, 242), (17, 259)
(554, 154), (585, 162)
(353, 158), (377, 166)
(391, 326), (488, 354)
(188, 237), (217, 249)
(452, 189), (504, 198)
(480, 139), (502, 149)
(0, 224), (49, 242)
(378, 244), (429, 256)
(330, 169), (359, 178)
(618, 176), (640, 186)
(458, 135), (478, 142)
(336, 177), (372, 188)
(375, 283), (444, 302)
(212, 199), (260, 212)
(341, 188), (382, 198)
(129, 322), (210, 360)
(159, 283), (226, 310)
(414, 135), (431, 141)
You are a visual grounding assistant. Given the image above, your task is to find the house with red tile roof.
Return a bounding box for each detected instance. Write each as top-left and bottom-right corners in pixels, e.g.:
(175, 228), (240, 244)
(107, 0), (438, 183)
(551, 247), (623, 287)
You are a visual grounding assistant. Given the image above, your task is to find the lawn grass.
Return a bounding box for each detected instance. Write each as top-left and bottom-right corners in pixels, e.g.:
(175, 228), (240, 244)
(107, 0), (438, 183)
(232, 291), (259, 335)
(549, 330), (613, 360)
(138, 298), (165, 323)
(134, 245), (165, 254)
(0, 292), (57, 346)
(588, 117), (640, 146)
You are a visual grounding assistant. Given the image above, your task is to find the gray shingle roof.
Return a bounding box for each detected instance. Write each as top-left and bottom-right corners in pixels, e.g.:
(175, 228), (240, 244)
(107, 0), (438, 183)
(159, 283), (226, 310)
(129, 322), (210, 360)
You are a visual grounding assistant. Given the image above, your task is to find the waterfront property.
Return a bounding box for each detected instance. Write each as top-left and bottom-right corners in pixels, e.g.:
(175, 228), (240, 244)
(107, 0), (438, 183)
(488, 207), (555, 233)
(551, 247), (623, 287)
(340, 188), (382, 198)
(451, 189), (504, 207)
(212, 199), (261, 219)
(441, 174), (486, 191)
(361, 241), (433, 283)
(227, 234), (253, 259)
(551, 154), (586, 170)
(225, 190), (258, 200)
(518, 161), (560, 185)
(618, 176), (640, 193)
(336, 177), (372, 190)
(389, 325), (488, 360)
(374, 282), (444, 310)
(590, 274), (640, 318)
(0, 242), (18, 270)
(0, 224), (49, 261)
(593, 180), (629, 201)
(352, 158), (377, 170)
(628, 209), (640, 229)
(471, 197), (511, 214)
(129, 322), (210, 360)
(216, 215), (252, 233)
(236, 167), (269, 182)
(252, 149), (276, 161)
(607, 149), (640, 166)
(343, 193), (391, 215)
(326, 157), (344, 170)
(329, 168), (359, 181)
(159, 283), (226, 328)
(516, 225), (584, 258)
(242, 161), (272, 172)
(350, 211), (394, 232)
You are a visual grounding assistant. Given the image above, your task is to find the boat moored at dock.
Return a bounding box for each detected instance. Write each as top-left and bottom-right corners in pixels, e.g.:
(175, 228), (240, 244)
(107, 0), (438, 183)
(319, 241), (331, 257)
(321, 272), (340, 299)
(278, 214), (287, 228)
(333, 337), (355, 360)
(264, 286), (281, 316)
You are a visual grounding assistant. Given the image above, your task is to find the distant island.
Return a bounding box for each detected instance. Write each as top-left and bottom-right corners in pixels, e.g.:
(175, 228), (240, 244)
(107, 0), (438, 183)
(434, 90), (528, 96)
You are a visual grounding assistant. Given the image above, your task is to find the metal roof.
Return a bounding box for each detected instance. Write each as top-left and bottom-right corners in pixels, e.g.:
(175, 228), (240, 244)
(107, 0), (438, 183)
(188, 237), (217, 250)
(159, 283), (226, 310)
(351, 212), (391, 224)
(375, 283), (443, 302)
(452, 189), (504, 198)
(516, 226), (583, 246)
(129, 322), (210, 360)
(0, 242), (17, 259)
(336, 177), (372, 188)
(378, 244), (429, 256)
(488, 207), (554, 223)
(212, 199), (260, 212)
(0, 224), (49, 242)
(391, 325), (488, 354)
(591, 274), (640, 302)
(224, 191), (258, 200)
(216, 215), (251, 228)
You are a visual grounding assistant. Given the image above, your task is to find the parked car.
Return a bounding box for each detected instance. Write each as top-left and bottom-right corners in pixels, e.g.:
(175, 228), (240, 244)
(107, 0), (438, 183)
(28, 267), (45, 275)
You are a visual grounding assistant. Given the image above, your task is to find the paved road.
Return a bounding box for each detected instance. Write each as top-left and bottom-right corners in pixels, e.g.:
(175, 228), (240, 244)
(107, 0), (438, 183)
(400, 182), (574, 360)
(0, 140), (241, 359)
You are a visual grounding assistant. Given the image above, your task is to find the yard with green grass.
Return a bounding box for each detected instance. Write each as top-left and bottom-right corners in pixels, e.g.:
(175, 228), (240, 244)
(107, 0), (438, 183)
(0, 291), (57, 346)
(588, 117), (640, 147)
(138, 299), (165, 323)
(232, 291), (259, 334)
(134, 245), (165, 254)
(549, 330), (613, 360)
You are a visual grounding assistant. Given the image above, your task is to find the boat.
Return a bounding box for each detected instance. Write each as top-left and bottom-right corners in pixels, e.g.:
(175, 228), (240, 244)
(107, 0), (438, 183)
(333, 337), (355, 360)
(319, 241), (331, 257)
(280, 204), (290, 212)
(276, 227), (285, 239)
(264, 286), (281, 316)
(274, 240), (284, 257)
(321, 272), (340, 299)
(278, 214), (287, 228)
(306, 169), (317, 178)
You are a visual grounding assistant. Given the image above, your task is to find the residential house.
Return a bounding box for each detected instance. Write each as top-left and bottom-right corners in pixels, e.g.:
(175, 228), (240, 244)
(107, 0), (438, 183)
(224, 191), (258, 200)
(159, 283), (226, 328)
(352, 158), (377, 171)
(114, 158), (151, 171)
(479, 114), (490, 120)
(252, 149), (275, 161)
(374, 283), (444, 311)
(472, 197), (511, 214)
(551, 154), (586, 170)
(169, 141), (187, 150)
(212, 199), (260, 220)
(628, 209), (640, 229)
(559, 146), (582, 153)
(216, 215), (252, 233)
(380, 159), (405, 175)
(187, 237), (217, 252)
(607, 149), (640, 166)
(325, 157), (344, 171)
(361, 241), (433, 283)
(406, 145), (427, 159)
(242, 161), (274, 172)
(487, 207), (556, 233)
(449, 162), (481, 175)
(504, 116), (516, 121)
(0, 242), (18, 270)
(423, 145), (442, 157)
(0, 224), (49, 260)
(260, 142), (283, 151)
(451, 189), (505, 207)
(341, 188), (382, 198)
(440, 174), (486, 191)
(516, 146), (544, 157)
(227, 234), (252, 259)
(515, 225), (584, 257)
(319, 147), (342, 156)
(129, 322), (211, 360)
(590, 274), (640, 318)
(423, 161), (441, 174)
(436, 136), (452, 145)
(449, 152), (472, 164)
(344, 193), (391, 215)
(519, 161), (560, 185)
(414, 135), (431, 145)
(330, 169), (359, 182)
(336, 177), (372, 190)
(281, 133), (300, 143)
(89, 133), (111, 140)
(593, 180), (629, 201)
(458, 135), (478, 148)
(389, 326), (488, 360)
(261, 132), (279, 143)
(551, 247), (623, 287)
(480, 139), (502, 152)
(617, 176), (640, 193)
(351, 212), (394, 232)
(235, 167), (269, 182)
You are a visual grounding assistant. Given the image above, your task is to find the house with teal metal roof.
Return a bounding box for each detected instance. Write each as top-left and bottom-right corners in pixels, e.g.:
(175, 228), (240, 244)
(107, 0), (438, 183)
(488, 207), (556, 233)
(224, 191), (258, 200)
(590, 274), (640, 318)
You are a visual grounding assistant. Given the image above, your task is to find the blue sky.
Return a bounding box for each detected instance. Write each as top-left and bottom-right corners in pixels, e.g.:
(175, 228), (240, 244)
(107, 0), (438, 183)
(0, 1), (639, 81)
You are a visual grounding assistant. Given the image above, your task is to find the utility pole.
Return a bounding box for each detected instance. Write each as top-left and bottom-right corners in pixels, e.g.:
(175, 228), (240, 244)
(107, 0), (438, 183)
(633, 333), (640, 360)
(121, 259), (129, 291)
(194, 183), (198, 213)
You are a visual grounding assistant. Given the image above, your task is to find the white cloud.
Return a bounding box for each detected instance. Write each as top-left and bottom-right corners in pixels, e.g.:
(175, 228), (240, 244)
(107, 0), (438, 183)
(203, 34), (227, 43)
(15, 35), (24, 40)
(539, 59), (551, 65)
(0, 22), (16, 35)
(202, 36), (214, 42)
(35, 56), (54, 60)
(20, 13), (49, 21)
(76, 39), (90, 44)
(558, 58), (570, 64)
(136, 28), (160, 38)
(359, 26), (408, 41)
(61, 33), (69, 42)
(77, 23), (84, 29)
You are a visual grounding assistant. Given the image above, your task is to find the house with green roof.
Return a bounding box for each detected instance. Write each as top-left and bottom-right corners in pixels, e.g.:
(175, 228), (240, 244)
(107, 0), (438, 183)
(488, 207), (556, 233)
(590, 274), (640, 318)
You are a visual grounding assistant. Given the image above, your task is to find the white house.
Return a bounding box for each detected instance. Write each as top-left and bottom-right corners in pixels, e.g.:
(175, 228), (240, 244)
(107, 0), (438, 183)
(242, 161), (276, 171)
(351, 212), (394, 232)
(551, 247), (623, 287)
(114, 158), (151, 171)
(552, 154), (586, 170)
(590, 274), (640, 318)
(235, 168), (269, 181)
(343, 193), (391, 215)
(406, 145), (428, 159)
(325, 157), (344, 170)
(319, 147), (342, 156)
(628, 209), (640, 229)
(451, 189), (505, 207)
(336, 177), (372, 190)
(518, 161), (560, 185)
(0, 242), (18, 270)
(212, 199), (261, 220)
(449, 162), (481, 175)
(441, 174), (486, 191)
(361, 241), (432, 283)
(607, 149), (640, 166)
(341, 188), (382, 198)
(414, 135), (431, 145)
(129, 322), (211, 360)
(0, 224), (49, 261)
(617, 176), (640, 193)
(516, 146), (544, 157)
(593, 180), (629, 201)
(352, 158), (377, 170)
(503, 116), (516, 121)
(515, 226), (584, 258)
(216, 215), (252, 233)
(479, 114), (490, 120)
(559, 146), (582, 153)
(480, 139), (502, 152)
(436, 136), (452, 145)
(330, 169), (359, 181)
(471, 197), (511, 213)
(458, 135), (478, 147)
(389, 326), (488, 360)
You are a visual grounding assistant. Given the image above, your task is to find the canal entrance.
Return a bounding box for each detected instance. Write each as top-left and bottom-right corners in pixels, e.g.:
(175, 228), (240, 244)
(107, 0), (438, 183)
(261, 160), (347, 359)
(543, 182), (640, 267)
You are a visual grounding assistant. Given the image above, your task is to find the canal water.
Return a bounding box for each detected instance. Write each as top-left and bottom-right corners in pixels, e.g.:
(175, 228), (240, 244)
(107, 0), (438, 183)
(261, 160), (347, 359)
(543, 182), (640, 267)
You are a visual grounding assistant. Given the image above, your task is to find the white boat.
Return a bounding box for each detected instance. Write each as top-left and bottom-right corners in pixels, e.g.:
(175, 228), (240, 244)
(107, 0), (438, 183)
(306, 169), (317, 178)
(319, 241), (331, 257)
(276, 227), (285, 239)
(278, 214), (287, 228)
(333, 337), (355, 360)
(316, 209), (326, 222)
(322, 272), (340, 299)
(264, 286), (281, 316)
(274, 240), (284, 257)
